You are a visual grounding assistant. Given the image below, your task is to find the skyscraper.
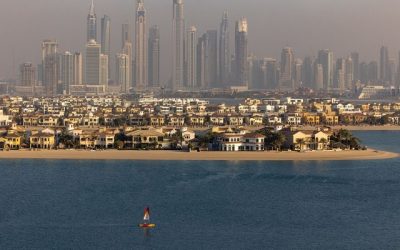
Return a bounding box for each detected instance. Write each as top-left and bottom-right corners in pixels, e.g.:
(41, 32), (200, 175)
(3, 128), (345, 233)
(101, 15), (111, 79)
(100, 54), (109, 87)
(85, 40), (101, 85)
(148, 25), (160, 87)
(313, 62), (324, 90)
(317, 49), (334, 90)
(351, 52), (360, 83)
(294, 59), (303, 89)
(265, 58), (278, 90)
(345, 57), (354, 89)
(135, 0), (148, 88)
(42, 39), (59, 95)
(122, 23), (132, 48)
(380, 46), (389, 83)
(219, 11), (230, 86)
(397, 52), (400, 88)
(206, 30), (218, 88)
(61, 52), (74, 94)
(17, 63), (36, 95)
(185, 26), (197, 89)
(19, 63), (36, 86)
(234, 17), (249, 88)
(87, 0), (97, 42)
(335, 58), (346, 91)
(197, 34), (207, 89)
(122, 24), (133, 89)
(388, 58), (396, 85)
(368, 61), (378, 83)
(116, 53), (131, 93)
(302, 56), (313, 89)
(73, 53), (83, 86)
(172, 0), (185, 90)
(279, 47), (294, 90)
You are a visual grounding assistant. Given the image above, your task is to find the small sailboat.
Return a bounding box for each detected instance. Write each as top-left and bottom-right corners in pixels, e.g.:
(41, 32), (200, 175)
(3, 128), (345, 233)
(139, 207), (156, 228)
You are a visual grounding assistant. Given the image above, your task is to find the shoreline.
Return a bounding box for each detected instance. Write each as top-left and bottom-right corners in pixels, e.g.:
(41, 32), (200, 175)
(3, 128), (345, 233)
(0, 149), (397, 161)
(305, 125), (400, 131)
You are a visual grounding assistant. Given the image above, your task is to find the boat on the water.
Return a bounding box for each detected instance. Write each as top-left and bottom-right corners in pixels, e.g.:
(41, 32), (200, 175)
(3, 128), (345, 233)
(139, 207), (156, 228)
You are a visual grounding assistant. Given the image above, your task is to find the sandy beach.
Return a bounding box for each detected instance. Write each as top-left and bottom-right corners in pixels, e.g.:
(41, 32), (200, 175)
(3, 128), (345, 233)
(308, 125), (400, 131)
(0, 149), (397, 161)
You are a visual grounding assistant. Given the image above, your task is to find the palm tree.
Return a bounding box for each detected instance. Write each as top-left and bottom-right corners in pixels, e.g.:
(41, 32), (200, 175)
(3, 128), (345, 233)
(320, 138), (328, 150)
(296, 138), (305, 151)
(274, 132), (286, 151)
(58, 129), (74, 149)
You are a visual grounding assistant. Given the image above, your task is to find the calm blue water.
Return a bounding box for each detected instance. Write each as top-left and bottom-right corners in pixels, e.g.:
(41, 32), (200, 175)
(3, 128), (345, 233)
(0, 131), (400, 249)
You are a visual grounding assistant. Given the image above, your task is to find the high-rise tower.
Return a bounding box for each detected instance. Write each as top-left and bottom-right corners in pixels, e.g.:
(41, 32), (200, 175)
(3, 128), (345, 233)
(101, 15), (111, 79)
(279, 47), (294, 90)
(206, 30), (218, 88)
(351, 52), (359, 83)
(148, 25), (160, 87)
(85, 40), (101, 85)
(317, 49), (334, 90)
(42, 39), (59, 96)
(380, 46), (390, 84)
(122, 23), (133, 89)
(87, 0), (97, 42)
(172, 0), (185, 90)
(234, 18), (248, 88)
(185, 26), (197, 89)
(116, 53), (131, 93)
(135, 0), (148, 88)
(219, 11), (230, 86)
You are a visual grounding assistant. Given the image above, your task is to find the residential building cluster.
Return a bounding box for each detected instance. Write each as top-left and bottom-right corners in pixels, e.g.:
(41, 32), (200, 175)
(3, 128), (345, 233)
(0, 95), (399, 151)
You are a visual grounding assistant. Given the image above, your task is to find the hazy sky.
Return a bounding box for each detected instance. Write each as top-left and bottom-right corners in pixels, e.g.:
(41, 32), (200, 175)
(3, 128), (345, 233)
(1, 0), (400, 81)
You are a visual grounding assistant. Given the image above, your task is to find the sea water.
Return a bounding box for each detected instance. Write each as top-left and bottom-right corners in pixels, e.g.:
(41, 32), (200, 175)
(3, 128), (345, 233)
(0, 131), (400, 249)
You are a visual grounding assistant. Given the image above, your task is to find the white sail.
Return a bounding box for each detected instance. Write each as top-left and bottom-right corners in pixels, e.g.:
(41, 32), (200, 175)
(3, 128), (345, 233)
(143, 212), (150, 221)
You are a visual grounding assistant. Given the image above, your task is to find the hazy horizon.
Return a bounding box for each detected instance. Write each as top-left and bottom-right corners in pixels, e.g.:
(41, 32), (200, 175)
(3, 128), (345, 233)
(1, 0), (400, 81)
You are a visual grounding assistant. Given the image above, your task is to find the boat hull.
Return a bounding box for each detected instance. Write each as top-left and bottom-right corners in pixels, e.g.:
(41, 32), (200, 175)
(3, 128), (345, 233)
(139, 224), (156, 228)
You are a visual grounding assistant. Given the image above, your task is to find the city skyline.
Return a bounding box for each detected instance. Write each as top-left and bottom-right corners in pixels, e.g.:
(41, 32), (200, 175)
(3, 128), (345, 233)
(3, 0), (400, 82)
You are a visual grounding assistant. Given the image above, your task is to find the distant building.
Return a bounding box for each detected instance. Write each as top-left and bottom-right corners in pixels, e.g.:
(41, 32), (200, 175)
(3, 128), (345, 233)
(318, 49), (334, 90)
(135, 0), (148, 88)
(335, 58), (346, 91)
(314, 62), (323, 90)
(172, 0), (185, 91)
(87, 0), (97, 42)
(42, 39), (59, 96)
(206, 30), (218, 88)
(196, 34), (207, 89)
(280, 47), (294, 90)
(234, 17), (249, 88)
(65, 52), (83, 95)
(19, 63), (36, 87)
(116, 53), (130, 93)
(121, 25), (133, 89)
(265, 58), (278, 89)
(185, 26), (197, 89)
(380, 46), (390, 84)
(85, 40), (101, 85)
(293, 59), (303, 89)
(61, 52), (74, 94)
(345, 57), (354, 89)
(302, 56), (313, 89)
(148, 25), (160, 87)
(100, 54), (109, 87)
(219, 11), (230, 87)
(73, 53), (83, 86)
(351, 52), (360, 82)
(16, 63), (36, 95)
(101, 15), (111, 79)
